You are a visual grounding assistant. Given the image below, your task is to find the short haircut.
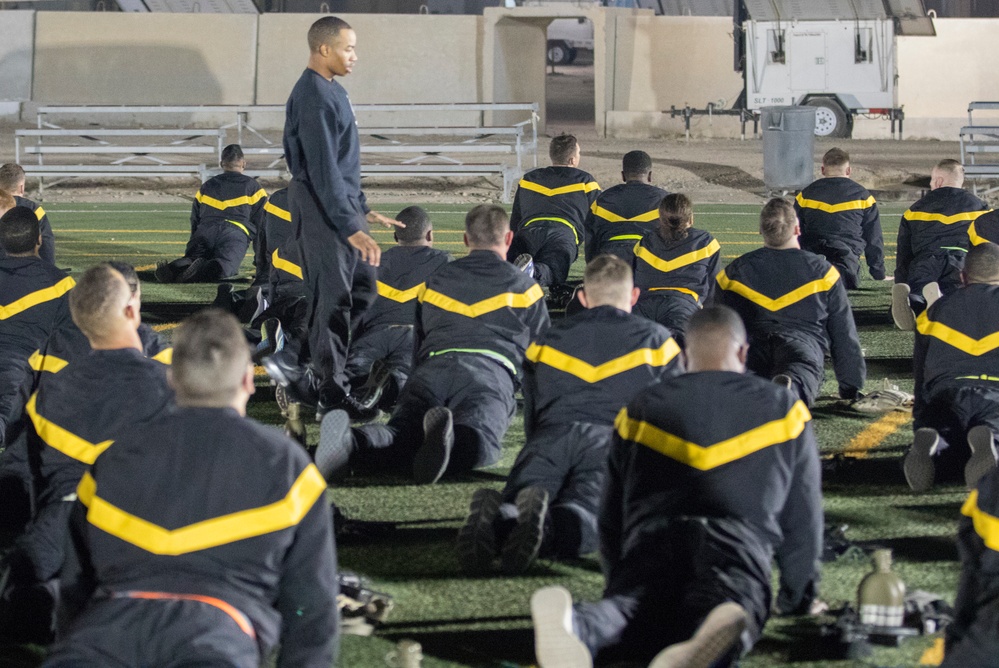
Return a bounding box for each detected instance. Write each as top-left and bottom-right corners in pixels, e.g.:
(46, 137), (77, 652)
(172, 309), (250, 405)
(935, 158), (965, 185)
(465, 204), (508, 247)
(658, 193), (693, 242)
(759, 197), (798, 247)
(583, 254), (633, 305)
(687, 304), (747, 347)
(622, 150), (652, 179)
(965, 242), (999, 284)
(0, 164), (25, 193)
(0, 206), (40, 255)
(220, 144), (244, 169)
(70, 264), (131, 342)
(394, 206), (432, 243)
(0, 189), (14, 214)
(822, 147), (850, 170)
(308, 16), (352, 52)
(549, 134), (579, 165)
(107, 261), (140, 295)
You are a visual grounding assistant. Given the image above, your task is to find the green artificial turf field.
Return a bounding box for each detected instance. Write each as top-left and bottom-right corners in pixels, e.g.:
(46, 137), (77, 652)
(24, 199), (965, 667)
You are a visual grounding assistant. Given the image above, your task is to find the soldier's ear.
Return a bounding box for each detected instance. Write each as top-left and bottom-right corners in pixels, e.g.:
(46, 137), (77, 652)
(630, 286), (640, 306)
(737, 343), (749, 366)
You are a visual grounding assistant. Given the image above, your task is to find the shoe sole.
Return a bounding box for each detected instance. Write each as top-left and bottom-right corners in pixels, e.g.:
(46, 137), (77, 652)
(357, 360), (393, 410)
(966, 425), (997, 489)
(891, 283), (916, 331)
(177, 258), (206, 284)
(922, 282), (943, 310)
(154, 265), (173, 283)
(275, 386), (290, 417)
(413, 407), (454, 485)
(456, 488), (502, 573)
(772, 374), (793, 390)
(501, 486), (549, 575)
(315, 410), (352, 481)
(649, 602), (748, 668)
(530, 587), (592, 668)
(903, 428), (939, 493)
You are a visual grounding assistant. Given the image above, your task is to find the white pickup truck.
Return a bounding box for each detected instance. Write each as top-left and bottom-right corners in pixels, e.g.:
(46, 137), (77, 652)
(547, 17), (594, 64)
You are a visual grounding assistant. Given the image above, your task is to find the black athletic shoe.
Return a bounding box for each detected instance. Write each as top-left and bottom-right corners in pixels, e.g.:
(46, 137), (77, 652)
(177, 257), (206, 283)
(545, 284), (577, 310)
(966, 425), (998, 489)
(648, 602), (749, 668)
(154, 262), (175, 284)
(501, 486), (549, 574)
(262, 353), (318, 407)
(317, 394), (381, 424)
(456, 488), (502, 573)
(355, 360), (393, 410)
(904, 428), (940, 493)
(413, 407), (454, 485)
(253, 318), (281, 364)
(212, 283), (237, 313)
(315, 410), (353, 481)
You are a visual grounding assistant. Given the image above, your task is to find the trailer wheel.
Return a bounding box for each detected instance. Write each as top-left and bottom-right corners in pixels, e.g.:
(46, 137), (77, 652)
(547, 41), (572, 66)
(805, 97), (851, 138)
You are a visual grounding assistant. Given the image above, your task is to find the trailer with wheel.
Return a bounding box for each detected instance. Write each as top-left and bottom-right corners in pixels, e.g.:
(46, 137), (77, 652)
(740, 0), (934, 138)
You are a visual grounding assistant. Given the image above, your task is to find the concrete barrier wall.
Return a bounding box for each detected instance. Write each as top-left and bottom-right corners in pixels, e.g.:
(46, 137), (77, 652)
(0, 11), (34, 104)
(33, 12), (258, 105)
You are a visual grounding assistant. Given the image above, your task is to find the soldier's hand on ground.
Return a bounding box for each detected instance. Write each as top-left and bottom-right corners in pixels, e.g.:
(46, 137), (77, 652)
(348, 231), (383, 266)
(808, 598), (830, 616)
(367, 211), (405, 229)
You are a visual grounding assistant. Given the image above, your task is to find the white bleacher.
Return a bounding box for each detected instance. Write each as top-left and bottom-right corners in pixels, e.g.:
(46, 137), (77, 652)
(959, 101), (999, 196)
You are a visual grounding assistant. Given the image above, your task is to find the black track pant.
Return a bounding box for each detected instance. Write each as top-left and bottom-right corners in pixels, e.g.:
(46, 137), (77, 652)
(574, 518), (770, 666)
(354, 354), (515, 475)
(170, 223), (250, 282)
(345, 325), (414, 398)
(499, 422), (612, 558)
(943, 596), (999, 668)
(902, 250), (965, 314)
(747, 332), (824, 407)
(804, 239), (862, 290)
(914, 381), (999, 482)
(507, 223), (578, 287)
(634, 292), (697, 346)
(44, 597), (259, 668)
(289, 178), (377, 403)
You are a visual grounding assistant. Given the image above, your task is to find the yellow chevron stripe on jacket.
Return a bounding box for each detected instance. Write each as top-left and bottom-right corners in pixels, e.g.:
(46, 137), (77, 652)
(77, 464), (327, 556)
(716, 266), (839, 312)
(418, 283), (544, 318)
(34, 206), (46, 221)
(0, 276), (75, 321)
(152, 348), (173, 365)
(26, 393), (113, 465)
(634, 239), (720, 274)
(962, 489), (999, 552)
(377, 281), (425, 303)
(615, 400), (811, 470)
(526, 338), (680, 383)
(28, 350), (68, 374)
(264, 200), (291, 222)
(518, 179), (600, 197)
(647, 286), (700, 302)
(903, 208), (991, 225)
(271, 249), (303, 280)
(196, 189), (267, 211)
(524, 216), (580, 245)
(795, 192), (875, 213)
(916, 311), (999, 356)
(590, 202), (659, 223)
(969, 220), (992, 246)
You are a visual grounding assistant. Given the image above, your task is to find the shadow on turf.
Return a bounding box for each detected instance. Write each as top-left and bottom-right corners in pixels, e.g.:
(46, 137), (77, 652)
(381, 626), (536, 666)
(856, 535), (958, 563)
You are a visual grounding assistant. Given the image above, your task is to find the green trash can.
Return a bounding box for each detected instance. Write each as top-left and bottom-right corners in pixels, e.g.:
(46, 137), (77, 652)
(761, 106), (816, 192)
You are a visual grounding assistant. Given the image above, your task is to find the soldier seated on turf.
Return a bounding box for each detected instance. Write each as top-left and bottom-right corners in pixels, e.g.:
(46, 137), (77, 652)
(945, 466), (999, 667)
(892, 159), (990, 329)
(0, 164), (56, 264)
(903, 243), (999, 493)
(156, 144), (267, 284)
(530, 305), (823, 668)
(458, 254), (682, 575)
(507, 134), (600, 289)
(0, 264), (172, 642)
(632, 193), (721, 345)
(0, 205), (75, 447)
(584, 150), (667, 263)
(44, 310), (338, 668)
(718, 197), (865, 407)
(345, 205), (452, 410)
(794, 147), (886, 290)
(316, 204), (550, 485)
